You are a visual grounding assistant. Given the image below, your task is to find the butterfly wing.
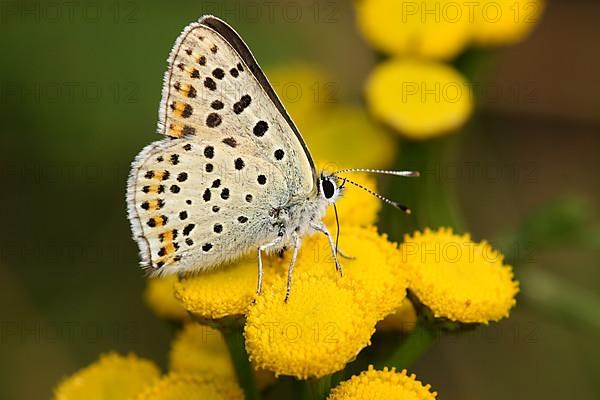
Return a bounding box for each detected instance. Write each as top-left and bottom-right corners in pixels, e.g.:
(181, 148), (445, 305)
(127, 136), (289, 275)
(158, 15), (316, 196)
(128, 16), (315, 275)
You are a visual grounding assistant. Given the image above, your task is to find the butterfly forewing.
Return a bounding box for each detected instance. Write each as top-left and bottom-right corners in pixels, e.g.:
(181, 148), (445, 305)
(159, 17), (315, 196)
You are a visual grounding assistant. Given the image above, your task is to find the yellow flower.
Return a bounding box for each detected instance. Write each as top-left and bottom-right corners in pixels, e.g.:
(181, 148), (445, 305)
(174, 256), (277, 320)
(366, 59), (473, 140)
(355, 0), (471, 60)
(307, 107), (396, 169)
(267, 63), (333, 132)
(297, 226), (408, 318)
(402, 227), (519, 323)
(245, 270), (377, 379)
(53, 353), (160, 400)
(144, 276), (189, 321)
(321, 171), (381, 229)
(136, 373), (243, 400)
(472, 0), (545, 46)
(169, 323), (235, 380)
(327, 365), (437, 400)
(377, 298), (418, 333)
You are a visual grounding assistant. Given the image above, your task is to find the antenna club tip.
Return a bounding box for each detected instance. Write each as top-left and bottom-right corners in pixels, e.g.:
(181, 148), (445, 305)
(413, 171), (421, 177)
(405, 208), (412, 214)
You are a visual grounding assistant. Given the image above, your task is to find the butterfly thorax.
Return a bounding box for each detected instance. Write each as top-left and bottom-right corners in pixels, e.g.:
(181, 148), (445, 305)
(265, 193), (330, 252)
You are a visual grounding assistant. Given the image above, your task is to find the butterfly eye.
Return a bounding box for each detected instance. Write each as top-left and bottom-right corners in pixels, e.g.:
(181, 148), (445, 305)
(321, 179), (336, 200)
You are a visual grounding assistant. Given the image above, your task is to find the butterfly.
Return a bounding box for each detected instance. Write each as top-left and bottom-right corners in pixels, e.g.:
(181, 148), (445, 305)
(127, 15), (418, 300)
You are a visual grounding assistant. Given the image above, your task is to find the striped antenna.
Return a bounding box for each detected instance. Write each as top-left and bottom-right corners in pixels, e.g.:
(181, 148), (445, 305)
(337, 177), (412, 214)
(332, 168), (420, 177)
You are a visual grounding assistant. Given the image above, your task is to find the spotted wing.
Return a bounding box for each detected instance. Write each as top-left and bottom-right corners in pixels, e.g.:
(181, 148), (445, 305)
(158, 15), (316, 197)
(127, 136), (289, 275)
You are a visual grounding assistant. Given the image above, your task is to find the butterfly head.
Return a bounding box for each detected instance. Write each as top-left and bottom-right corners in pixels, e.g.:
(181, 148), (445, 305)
(318, 173), (344, 203)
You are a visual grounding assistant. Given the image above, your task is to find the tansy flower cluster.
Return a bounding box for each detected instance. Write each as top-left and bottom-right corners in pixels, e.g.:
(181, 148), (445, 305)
(328, 365), (437, 400)
(402, 227), (519, 323)
(356, 0), (545, 139)
(54, 175), (519, 399)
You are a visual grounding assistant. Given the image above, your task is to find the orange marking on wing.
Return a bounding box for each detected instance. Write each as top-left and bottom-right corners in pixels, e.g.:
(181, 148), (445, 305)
(176, 83), (196, 98)
(171, 101), (186, 116)
(160, 230), (174, 242)
(169, 123), (184, 137)
(149, 216), (167, 227)
(181, 65), (200, 78)
(163, 243), (177, 256)
(146, 200), (161, 210)
(154, 171), (168, 180)
(145, 185), (164, 194)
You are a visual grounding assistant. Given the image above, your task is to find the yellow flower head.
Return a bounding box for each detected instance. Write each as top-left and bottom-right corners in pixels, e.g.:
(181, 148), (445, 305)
(144, 276), (189, 321)
(321, 171), (381, 229)
(356, 0), (471, 60)
(366, 59), (473, 140)
(245, 270), (377, 379)
(169, 323), (234, 380)
(274, 225), (408, 319)
(377, 298), (418, 333)
(402, 227), (519, 323)
(136, 373), (243, 400)
(308, 107), (396, 169)
(174, 256), (277, 320)
(472, 0), (545, 46)
(267, 63), (333, 131)
(328, 365), (437, 400)
(53, 353), (160, 400)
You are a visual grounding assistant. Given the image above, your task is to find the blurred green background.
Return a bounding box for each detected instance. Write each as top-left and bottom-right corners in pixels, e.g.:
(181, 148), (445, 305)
(1, 0), (599, 399)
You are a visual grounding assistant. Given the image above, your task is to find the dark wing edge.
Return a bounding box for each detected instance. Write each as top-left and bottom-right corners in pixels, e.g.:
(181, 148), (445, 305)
(199, 15), (318, 182)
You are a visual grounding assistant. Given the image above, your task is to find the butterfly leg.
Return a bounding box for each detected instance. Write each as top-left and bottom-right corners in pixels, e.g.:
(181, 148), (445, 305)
(310, 222), (343, 276)
(337, 248), (355, 260)
(257, 235), (283, 295)
(284, 231), (301, 302)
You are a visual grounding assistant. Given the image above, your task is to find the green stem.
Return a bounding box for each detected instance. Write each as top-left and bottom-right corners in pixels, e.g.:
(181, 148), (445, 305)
(376, 321), (435, 370)
(377, 136), (467, 372)
(380, 136), (466, 240)
(303, 375), (332, 400)
(221, 327), (261, 400)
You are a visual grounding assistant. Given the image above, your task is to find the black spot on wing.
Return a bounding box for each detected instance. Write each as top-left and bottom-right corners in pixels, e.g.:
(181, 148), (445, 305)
(253, 121), (268, 137)
(204, 77), (217, 91)
(183, 224), (195, 236)
(206, 113), (222, 128)
(234, 158), (245, 170)
(222, 137), (237, 147)
(211, 100), (224, 110)
(212, 68), (225, 79)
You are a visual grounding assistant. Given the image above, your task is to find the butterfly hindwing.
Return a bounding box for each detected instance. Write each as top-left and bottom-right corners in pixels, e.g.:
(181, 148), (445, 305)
(127, 136), (290, 275)
(159, 16), (316, 197)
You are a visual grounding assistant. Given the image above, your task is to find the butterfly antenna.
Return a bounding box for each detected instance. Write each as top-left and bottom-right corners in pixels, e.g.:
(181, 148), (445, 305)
(332, 168), (420, 177)
(333, 203), (341, 254)
(337, 177), (412, 214)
